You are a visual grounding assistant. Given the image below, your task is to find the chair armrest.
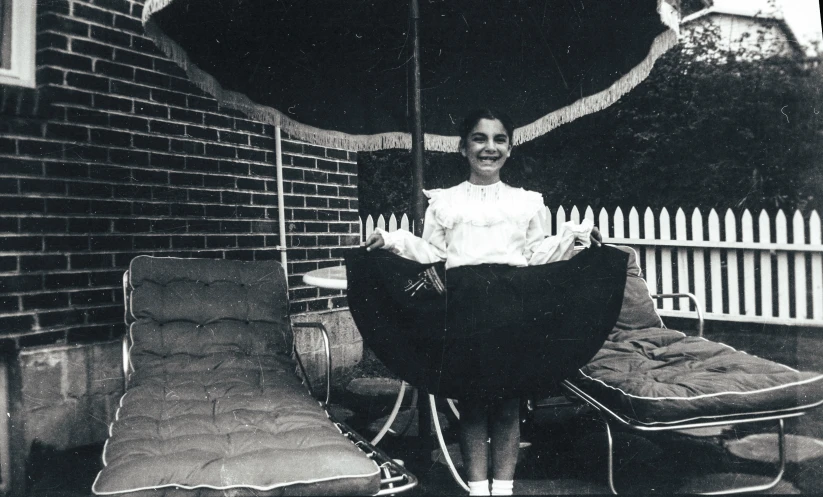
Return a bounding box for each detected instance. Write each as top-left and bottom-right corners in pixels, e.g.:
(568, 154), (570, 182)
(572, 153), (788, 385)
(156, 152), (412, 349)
(121, 271), (133, 391)
(651, 293), (705, 337)
(122, 333), (130, 391)
(291, 322), (332, 405)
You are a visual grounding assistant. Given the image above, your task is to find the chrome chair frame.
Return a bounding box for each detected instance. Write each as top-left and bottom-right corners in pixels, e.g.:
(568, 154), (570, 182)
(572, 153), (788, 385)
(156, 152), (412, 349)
(560, 292), (805, 495)
(291, 321), (418, 495)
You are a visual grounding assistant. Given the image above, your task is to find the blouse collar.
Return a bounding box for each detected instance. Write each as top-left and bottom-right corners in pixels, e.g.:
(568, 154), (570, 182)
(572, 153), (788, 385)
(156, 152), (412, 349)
(463, 181), (504, 202)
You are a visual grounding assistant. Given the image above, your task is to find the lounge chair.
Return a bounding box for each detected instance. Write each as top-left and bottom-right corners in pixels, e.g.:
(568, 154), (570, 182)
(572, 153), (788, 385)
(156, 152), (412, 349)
(558, 245), (823, 494)
(92, 256), (416, 496)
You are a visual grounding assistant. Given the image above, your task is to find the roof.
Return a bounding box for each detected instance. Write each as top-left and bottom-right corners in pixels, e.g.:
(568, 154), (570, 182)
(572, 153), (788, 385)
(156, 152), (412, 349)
(706, 0), (781, 18)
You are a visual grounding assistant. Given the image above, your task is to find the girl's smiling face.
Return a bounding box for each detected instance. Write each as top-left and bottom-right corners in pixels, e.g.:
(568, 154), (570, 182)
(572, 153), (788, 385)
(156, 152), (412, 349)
(461, 118), (512, 185)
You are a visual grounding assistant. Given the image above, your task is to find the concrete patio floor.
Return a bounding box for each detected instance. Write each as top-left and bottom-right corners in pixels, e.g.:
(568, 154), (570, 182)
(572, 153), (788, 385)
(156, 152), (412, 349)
(21, 390), (823, 496)
(336, 323), (823, 496)
(350, 397), (823, 496)
(23, 323), (823, 496)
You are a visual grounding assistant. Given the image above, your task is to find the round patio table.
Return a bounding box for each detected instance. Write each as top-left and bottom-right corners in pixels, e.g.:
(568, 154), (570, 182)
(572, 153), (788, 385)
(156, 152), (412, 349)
(302, 265), (415, 445)
(302, 265), (469, 490)
(302, 265), (347, 290)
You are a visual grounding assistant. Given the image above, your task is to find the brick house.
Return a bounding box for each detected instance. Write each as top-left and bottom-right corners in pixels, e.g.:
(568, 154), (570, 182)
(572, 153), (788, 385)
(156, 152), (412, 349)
(0, 0), (364, 487)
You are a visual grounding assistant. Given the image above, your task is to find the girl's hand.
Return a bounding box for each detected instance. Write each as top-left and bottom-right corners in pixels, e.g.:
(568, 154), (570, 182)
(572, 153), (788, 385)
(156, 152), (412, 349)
(365, 232), (386, 251)
(590, 226), (603, 247)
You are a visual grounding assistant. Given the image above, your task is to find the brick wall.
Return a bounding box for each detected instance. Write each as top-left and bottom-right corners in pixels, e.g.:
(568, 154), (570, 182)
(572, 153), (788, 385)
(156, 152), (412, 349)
(0, 0), (360, 348)
(0, 0), (362, 452)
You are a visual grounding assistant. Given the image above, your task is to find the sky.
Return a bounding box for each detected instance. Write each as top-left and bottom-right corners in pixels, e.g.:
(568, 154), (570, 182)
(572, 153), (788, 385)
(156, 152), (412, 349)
(712, 0), (823, 53)
(780, 0), (823, 46)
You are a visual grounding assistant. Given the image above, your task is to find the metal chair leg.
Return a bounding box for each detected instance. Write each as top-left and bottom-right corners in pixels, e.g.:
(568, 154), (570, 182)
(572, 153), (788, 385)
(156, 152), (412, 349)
(599, 412), (619, 495)
(701, 418), (786, 495)
(600, 416), (787, 495)
(371, 381), (409, 445)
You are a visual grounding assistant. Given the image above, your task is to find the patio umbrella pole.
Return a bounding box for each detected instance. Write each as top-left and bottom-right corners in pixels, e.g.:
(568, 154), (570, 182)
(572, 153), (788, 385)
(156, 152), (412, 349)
(275, 126), (288, 283)
(408, 0), (435, 460)
(409, 0), (426, 237)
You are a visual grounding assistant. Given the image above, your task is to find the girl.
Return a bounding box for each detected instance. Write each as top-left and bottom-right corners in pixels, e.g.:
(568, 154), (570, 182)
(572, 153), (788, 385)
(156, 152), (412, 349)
(347, 109), (627, 496)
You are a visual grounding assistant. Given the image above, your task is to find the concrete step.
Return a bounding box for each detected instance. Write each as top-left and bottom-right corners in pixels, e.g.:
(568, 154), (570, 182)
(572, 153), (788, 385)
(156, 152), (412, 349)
(346, 377), (407, 400)
(725, 433), (823, 464)
(673, 426), (730, 437)
(328, 404), (356, 423)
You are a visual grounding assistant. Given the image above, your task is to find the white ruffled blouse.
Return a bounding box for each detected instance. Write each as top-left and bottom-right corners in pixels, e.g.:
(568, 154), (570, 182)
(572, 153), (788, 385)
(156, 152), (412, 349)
(375, 181), (594, 269)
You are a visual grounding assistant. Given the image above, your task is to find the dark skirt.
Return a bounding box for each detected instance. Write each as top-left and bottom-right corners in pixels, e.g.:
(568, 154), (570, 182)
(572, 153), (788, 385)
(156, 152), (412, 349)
(344, 245), (628, 400)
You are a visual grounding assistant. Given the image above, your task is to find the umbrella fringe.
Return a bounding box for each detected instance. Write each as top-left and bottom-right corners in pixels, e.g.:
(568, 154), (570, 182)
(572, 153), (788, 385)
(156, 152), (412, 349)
(142, 14), (463, 153)
(141, 19), (398, 152)
(142, 0), (679, 154)
(515, 0), (679, 146)
(142, 0), (174, 23)
(514, 30), (678, 146)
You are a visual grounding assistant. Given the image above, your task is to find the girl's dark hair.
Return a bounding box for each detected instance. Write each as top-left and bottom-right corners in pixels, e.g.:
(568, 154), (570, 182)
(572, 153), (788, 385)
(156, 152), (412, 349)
(458, 109), (515, 148)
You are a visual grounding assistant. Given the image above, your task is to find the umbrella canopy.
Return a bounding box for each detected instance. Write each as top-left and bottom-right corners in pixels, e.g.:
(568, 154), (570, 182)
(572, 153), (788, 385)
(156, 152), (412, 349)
(142, 0), (680, 152)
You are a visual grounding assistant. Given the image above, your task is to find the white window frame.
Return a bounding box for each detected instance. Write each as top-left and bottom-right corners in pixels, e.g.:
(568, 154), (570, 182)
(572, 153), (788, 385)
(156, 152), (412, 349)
(0, 0), (36, 88)
(0, 357), (10, 493)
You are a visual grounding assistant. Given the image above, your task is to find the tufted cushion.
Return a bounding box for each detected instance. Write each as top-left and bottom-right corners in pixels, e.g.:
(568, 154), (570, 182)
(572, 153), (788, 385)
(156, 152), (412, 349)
(574, 324), (823, 425)
(126, 255), (293, 363)
(612, 246), (664, 330)
(93, 257), (380, 496)
(570, 246), (823, 425)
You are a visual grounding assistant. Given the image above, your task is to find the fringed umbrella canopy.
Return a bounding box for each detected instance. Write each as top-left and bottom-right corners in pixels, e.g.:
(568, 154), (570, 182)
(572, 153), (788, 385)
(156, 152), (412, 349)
(143, 0), (680, 153)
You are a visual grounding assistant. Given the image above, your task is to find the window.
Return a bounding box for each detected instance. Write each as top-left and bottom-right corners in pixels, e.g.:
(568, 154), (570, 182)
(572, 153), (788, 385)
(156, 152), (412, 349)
(0, 0), (35, 88)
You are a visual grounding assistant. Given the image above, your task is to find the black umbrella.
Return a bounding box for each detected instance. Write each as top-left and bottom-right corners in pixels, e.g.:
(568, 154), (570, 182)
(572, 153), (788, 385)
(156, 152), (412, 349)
(143, 0), (680, 227)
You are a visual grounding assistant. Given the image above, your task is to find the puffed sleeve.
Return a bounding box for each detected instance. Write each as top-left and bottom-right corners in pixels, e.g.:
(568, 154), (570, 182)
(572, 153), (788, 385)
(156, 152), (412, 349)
(372, 191), (447, 264)
(527, 217), (594, 265)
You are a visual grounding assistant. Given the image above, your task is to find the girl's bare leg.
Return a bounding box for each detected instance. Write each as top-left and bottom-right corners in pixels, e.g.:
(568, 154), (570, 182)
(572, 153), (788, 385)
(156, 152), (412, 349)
(458, 399), (490, 483)
(490, 397), (520, 481)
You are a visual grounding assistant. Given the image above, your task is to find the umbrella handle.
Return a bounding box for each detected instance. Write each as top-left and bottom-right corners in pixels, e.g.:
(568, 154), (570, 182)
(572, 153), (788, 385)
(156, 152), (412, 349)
(409, 0), (426, 236)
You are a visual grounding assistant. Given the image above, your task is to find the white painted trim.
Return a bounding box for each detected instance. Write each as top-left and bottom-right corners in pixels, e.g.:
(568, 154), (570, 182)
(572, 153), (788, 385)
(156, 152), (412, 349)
(658, 309), (823, 326)
(0, 356), (10, 494)
(0, 0), (36, 88)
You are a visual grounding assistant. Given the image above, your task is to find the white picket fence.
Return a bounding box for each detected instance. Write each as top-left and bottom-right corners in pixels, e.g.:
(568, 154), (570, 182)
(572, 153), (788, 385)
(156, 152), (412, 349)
(361, 206), (823, 327)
